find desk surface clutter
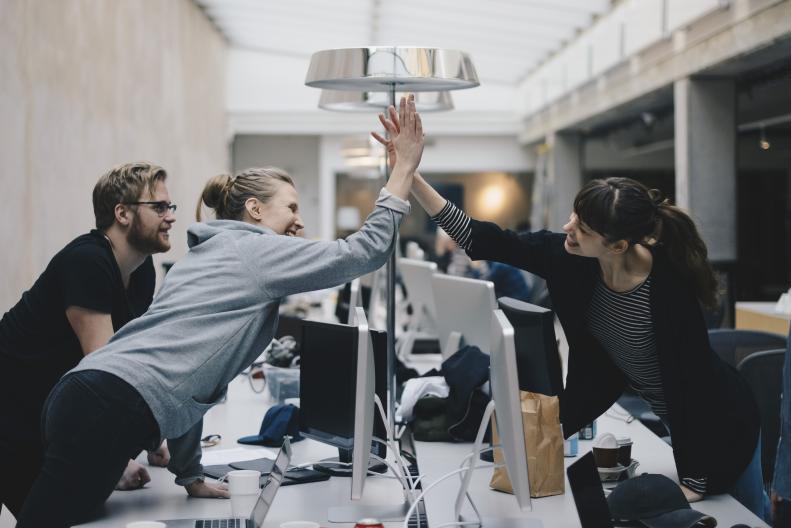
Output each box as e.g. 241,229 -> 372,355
76,376 -> 767,528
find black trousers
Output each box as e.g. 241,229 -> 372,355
777,498 -> 791,528
0,361 -> 52,519
16,370 -> 160,528
0,433 -> 43,520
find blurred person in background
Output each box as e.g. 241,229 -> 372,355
435,227 -> 531,302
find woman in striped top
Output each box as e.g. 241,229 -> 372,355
373,103 -> 765,519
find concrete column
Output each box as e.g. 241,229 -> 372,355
546,132 -> 583,231
674,78 -> 737,262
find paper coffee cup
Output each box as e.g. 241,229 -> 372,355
228,469 -> 261,518
616,436 -> 633,466
231,494 -> 260,518
227,469 -> 261,495
592,446 -> 619,468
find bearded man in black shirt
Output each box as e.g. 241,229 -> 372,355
0,162 -> 177,519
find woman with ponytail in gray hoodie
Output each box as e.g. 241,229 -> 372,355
15,96 -> 424,528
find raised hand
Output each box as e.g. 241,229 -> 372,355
371,106 -> 398,169
371,95 -> 423,173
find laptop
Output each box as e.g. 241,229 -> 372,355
159,437 -> 293,528
567,451 -> 614,528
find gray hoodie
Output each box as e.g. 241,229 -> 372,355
71,188 -> 409,485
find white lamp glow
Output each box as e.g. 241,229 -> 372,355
480,185 -> 506,215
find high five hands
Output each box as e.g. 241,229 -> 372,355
372,94 -> 424,173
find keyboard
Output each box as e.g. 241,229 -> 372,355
194,519 -> 244,528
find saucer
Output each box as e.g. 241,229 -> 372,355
597,458 -> 640,483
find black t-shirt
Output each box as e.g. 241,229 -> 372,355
0,230 -> 155,438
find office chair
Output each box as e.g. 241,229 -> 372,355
707,329 -> 787,368
737,348 -> 786,486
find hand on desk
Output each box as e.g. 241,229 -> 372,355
147,442 -> 170,467
115,459 -> 151,490
680,483 -> 703,503
186,480 -> 230,499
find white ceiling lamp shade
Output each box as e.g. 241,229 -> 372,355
305,47 -> 479,92
319,89 -> 454,112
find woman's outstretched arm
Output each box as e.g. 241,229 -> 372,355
241,96 -> 425,299
374,106 -> 557,277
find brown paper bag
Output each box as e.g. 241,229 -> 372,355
489,391 -> 564,498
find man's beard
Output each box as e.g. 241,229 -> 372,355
128,217 -> 169,254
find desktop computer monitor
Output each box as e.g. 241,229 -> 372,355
335,277 -> 372,325
498,297 -> 563,396
431,274 -> 497,358
349,307 -> 375,500
489,309 -> 533,511
298,308 -> 384,500
369,328 -> 388,459
398,258 -> 439,334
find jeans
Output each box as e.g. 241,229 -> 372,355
16,370 -> 160,528
729,431 -> 770,522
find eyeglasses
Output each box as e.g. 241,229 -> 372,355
124,201 -> 177,216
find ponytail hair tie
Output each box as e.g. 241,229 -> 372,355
648,188 -> 668,212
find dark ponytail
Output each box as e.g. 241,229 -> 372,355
653,200 -> 719,308
574,177 -> 719,309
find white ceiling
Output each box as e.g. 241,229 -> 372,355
195,0 -> 612,86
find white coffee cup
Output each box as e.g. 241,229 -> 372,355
126,522 -> 166,528
228,469 -> 261,518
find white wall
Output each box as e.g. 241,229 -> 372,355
0,0 -> 228,310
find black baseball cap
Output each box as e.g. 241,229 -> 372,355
607,474 -> 717,528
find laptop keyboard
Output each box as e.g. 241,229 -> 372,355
194,519 -> 244,528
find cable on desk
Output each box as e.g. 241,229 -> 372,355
370,452 -> 412,495
400,460 -> 504,528
374,394 -> 417,490
454,445 -> 500,524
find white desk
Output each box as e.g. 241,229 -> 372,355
77,377 -> 406,528
76,378 -> 767,528
415,408 -> 768,528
